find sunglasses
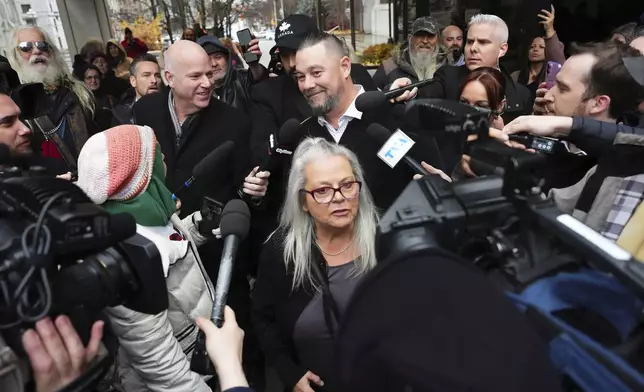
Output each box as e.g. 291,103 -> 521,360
17,41 -> 50,53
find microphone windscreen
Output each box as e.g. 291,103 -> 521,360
366,123 -> 393,145
355,91 -> 387,113
109,212 -> 137,241
193,140 -> 235,180
279,118 -> 303,146
220,199 -> 251,239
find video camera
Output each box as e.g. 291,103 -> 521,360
378,99 -> 644,296
0,166 -> 168,389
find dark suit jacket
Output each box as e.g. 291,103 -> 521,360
132,89 -> 251,218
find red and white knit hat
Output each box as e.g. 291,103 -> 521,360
76,125 -> 157,205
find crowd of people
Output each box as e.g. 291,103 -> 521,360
1,7 -> 644,392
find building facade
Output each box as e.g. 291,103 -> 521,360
1,0 -> 70,63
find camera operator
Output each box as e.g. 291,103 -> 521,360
73,124 -> 216,391
8,26 -> 101,174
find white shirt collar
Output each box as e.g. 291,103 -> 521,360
317,85 -> 365,127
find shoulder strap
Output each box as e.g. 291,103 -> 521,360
28,117 -> 77,171
383,58 -> 397,76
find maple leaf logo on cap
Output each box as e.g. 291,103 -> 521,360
279,22 -> 291,32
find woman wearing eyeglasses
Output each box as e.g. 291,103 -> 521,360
252,138 -> 378,392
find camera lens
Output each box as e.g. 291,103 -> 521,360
51,247 -> 139,311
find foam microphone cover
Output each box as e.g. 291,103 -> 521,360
366,123 -> 393,145
279,118 -> 304,147
355,91 -> 387,113
193,140 -> 235,180
219,199 -> 251,240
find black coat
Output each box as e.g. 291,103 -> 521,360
252,232 -> 340,391
249,64 -> 380,199
133,89 -> 251,218
133,90 -> 256,329
418,65 -> 533,170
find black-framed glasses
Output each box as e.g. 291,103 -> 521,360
300,181 -> 362,204
17,41 -> 50,53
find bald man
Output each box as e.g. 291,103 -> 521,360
442,25 -> 464,65
133,42 -> 268,360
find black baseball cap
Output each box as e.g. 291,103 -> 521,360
275,14 -> 319,51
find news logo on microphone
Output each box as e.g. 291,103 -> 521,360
376,130 -> 416,168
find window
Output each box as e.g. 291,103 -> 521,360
58,37 -> 62,48
21,4 -> 31,13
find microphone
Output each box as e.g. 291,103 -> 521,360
172,141 -> 235,201
384,78 -> 433,99
190,199 -> 251,375
366,123 -> 430,176
258,118 -> 301,173
355,79 -> 433,112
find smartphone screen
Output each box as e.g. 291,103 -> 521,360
545,61 -> 562,89
236,29 -> 259,63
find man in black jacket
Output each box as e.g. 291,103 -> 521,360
133,42 -> 268,366
248,14 -> 377,264
197,35 -> 267,112
418,14 -> 532,170
292,31 -> 442,211
112,54 -> 161,125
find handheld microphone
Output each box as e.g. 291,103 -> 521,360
384,78 -> 433,99
172,141 -> 235,201
366,123 -> 430,176
258,118 -> 301,173
190,199 -> 251,375
355,80 -> 432,112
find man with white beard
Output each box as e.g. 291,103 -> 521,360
373,17 -> 453,90
8,25 -> 99,174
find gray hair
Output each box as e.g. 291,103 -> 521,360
8,25 -> 95,116
469,14 -> 509,44
277,137 -> 379,291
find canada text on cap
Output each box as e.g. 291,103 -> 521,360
274,14 -> 319,51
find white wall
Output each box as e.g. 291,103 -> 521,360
14,0 -> 70,62
56,0 -> 113,57
0,2 -> 22,57
371,4 -> 393,39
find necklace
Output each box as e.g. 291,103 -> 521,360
316,236 -> 354,257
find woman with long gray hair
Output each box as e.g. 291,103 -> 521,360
252,138 -> 378,392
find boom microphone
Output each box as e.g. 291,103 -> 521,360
172,141 -> 235,201
190,199 -> 251,375
366,123 -> 430,176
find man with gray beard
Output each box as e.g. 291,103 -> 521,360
373,17 -> 453,90
8,25 -> 99,174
